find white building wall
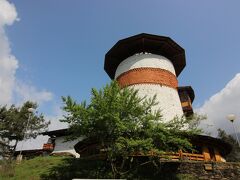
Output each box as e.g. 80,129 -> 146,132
129,84 -> 183,121
115,53 -> 176,78
52,137 -> 83,158
115,53 -> 183,122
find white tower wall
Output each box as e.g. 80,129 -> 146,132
115,53 -> 176,78
115,53 -> 183,121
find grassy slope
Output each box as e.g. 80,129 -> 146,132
0,156 -> 195,180
0,156 -> 115,180
0,156 -> 64,180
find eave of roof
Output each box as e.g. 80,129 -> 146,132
191,134 -> 232,156
41,128 -> 69,137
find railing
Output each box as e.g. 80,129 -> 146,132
77,144 -> 205,161
181,152 -> 204,161
43,143 -> 54,151
130,151 -> 205,161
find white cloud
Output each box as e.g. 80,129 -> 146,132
196,73 -> 240,136
0,0 -> 18,26
14,81 -> 53,105
0,0 -> 53,105
0,0 -> 18,105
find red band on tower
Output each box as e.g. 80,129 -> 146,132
116,67 -> 178,89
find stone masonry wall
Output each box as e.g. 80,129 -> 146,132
160,161 -> 240,179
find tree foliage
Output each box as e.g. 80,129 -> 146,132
0,101 -> 50,159
61,81 -> 203,176
217,129 -> 240,162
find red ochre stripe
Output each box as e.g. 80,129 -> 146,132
116,67 -> 178,89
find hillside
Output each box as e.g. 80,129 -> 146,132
0,156 -> 196,180
0,156 -> 65,180
1,156 -> 240,179
0,156 -> 121,180
0,156 -> 114,180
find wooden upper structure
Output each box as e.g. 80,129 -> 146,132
178,86 -> 195,116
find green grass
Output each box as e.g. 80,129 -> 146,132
0,156 -> 197,180
0,156 -> 65,180
0,156 -> 113,180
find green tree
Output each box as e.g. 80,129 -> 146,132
61,81 -> 203,177
0,101 -> 50,159
217,129 -> 240,162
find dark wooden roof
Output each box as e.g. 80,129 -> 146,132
191,135 -> 232,156
41,128 -> 69,137
178,86 -> 195,103
104,33 -> 186,79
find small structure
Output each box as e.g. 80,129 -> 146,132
42,129 -> 81,158
178,86 -> 194,116
190,135 -> 231,162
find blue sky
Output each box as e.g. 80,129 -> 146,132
1,0 -> 240,137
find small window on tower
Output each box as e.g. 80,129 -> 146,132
179,92 -> 189,102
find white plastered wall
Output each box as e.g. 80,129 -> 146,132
129,84 -> 183,121
115,53 -> 183,122
115,53 -> 176,78
52,136 -> 83,158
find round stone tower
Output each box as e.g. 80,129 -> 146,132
104,33 -> 186,121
